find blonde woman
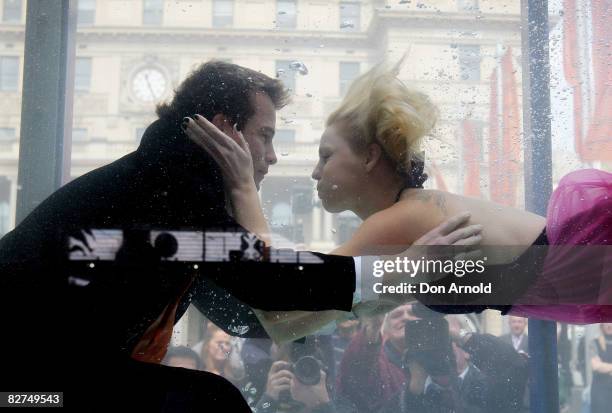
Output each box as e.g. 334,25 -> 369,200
184,59 -> 612,338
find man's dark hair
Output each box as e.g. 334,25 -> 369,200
164,346 -> 203,369
156,60 -> 290,129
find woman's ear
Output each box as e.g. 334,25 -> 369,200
365,143 -> 383,172
211,113 -> 234,135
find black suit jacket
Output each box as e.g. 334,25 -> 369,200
499,333 -> 529,354
456,364 -> 487,413
0,118 -> 355,385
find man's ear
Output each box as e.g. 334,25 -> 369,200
365,143 -> 383,172
211,113 -> 234,135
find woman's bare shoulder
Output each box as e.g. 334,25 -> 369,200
332,194 -> 447,256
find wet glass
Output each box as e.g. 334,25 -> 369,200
0,0 -> 24,237
2,0 -> 610,411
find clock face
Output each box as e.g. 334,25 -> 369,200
131,68 -> 167,103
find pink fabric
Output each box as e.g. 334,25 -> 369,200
511,169 -> 612,323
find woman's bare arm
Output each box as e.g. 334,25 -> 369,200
257,212 -> 482,343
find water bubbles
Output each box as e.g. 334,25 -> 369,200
262,402 -> 271,408
331,228 -> 337,234
276,68 -> 285,77
340,21 -> 355,29
281,151 -> 290,156
228,325 -> 250,335
289,61 -> 308,75
399,0 -> 410,4
332,184 -> 338,190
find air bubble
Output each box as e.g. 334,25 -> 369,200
289,61 -> 309,75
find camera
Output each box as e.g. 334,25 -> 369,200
403,316 -> 455,377
277,341 -> 326,405
291,355 -> 322,385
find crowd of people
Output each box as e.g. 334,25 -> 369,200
161,309 -> 612,413
161,308 -> 609,413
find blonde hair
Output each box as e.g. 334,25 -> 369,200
327,58 -> 438,178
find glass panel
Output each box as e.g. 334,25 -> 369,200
0,56 -> 19,91
457,44 -> 481,82
5,0 -> 612,410
77,0 -> 96,26
276,0 -> 296,29
213,0 -> 233,28
2,0 -> 22,23
339,61 -> 360,96
0,5 -> 22,233
75,57 -> 91,92
275,60 -> 296,93
339,2 -> 360,31
143,0 -> 163,26
457,0 -> 479,12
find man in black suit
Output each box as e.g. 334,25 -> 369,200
0,61 -> 480,411
500,316 -> 529,355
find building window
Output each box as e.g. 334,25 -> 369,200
136,127 -> 146,143
457,45 -> 480,81
339,62 -> 360,96
276,0 -> 296,29
339,2 -> 360,31
2,0 -> 21,23
271,202 -> 292,227
77,0 -> 96,26
457,0 -> 479,12
143,0 -> 163,26
0,128 -> 15,141
0,57 -> 19,91
275,129 -> 295,154
276,60 -> 296,93
72,128 -> 88,142
213,0 -> 233,28
75,58 -> 92,92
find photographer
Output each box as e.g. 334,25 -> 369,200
255,345 -> 356,413
378,310 -> 529,413
336,304 -> 416,413
448,315 -> 529,413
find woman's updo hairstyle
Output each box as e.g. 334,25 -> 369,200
326,58 -> 438,187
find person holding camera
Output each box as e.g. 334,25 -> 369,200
447,315 -> 529,413
376,309 -> 529,413
255,358 -> 356,413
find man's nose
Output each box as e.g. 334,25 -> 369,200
267,146 -> 277,165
